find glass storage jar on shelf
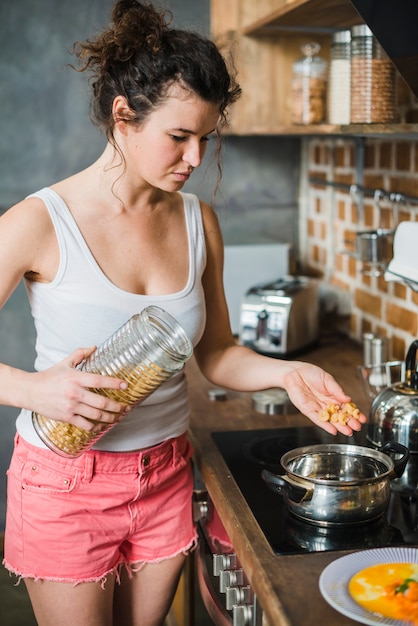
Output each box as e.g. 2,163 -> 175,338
328,30 -> 351,125
291,42 -> 328,125
32,306 -> 193,457
350,24 -> 397,124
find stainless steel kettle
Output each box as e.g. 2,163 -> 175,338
367,339 -> 418,493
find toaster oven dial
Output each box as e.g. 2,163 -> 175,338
256,309 -> 269,341
240,306 -> 285,349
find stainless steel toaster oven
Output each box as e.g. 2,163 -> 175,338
238,276 -> 319,356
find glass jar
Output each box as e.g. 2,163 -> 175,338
328,30 -> 351,125
350,24 -> 397,123
32,306 -> 193,457
291,42 -> 328,125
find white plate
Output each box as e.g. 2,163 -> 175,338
319,547 -> 418,625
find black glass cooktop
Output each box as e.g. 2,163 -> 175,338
212,427 -> 418,555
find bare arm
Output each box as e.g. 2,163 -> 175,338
0,199 -> 130,430
194,201 -> 366,436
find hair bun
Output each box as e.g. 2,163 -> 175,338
111,0 -> 170,59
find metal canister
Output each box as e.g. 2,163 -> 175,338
33,306 -> 193,457
371,336 -> 390,365
362,332 -> 389,366
362,332 -> 375,366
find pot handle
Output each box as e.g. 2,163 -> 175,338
378,441 -> 410,478
261,469 -> 313,503
405,339 -> 418,389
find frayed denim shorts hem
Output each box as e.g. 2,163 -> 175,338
4,432 -> 197,583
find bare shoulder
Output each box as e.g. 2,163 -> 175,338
1,196 -> 53,239
0,195 -> 56,278
198,199 -> 222,237
198,200 -> 224,273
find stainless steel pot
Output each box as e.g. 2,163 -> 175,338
368,339 -> 418,494
261,441 -> 409,526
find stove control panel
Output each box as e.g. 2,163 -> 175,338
193,470 -> 263,625
220,568 -> 244,593
213,553 -> 237,576
226,585 -> 251,611
232,605 -> 254,626
212,551 -> 254,625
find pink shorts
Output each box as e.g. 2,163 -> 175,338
3,433 -> 197,583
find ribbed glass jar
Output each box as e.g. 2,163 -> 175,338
350,24 -> 397,123
32,306 -> 193,457
291,42 -> 328,125
328,30 -> 351,125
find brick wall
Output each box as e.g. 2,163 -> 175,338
299,136 -> 418,360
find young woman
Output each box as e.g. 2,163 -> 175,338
0,1 -> 365,625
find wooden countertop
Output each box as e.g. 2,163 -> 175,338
187,331 -> 372,626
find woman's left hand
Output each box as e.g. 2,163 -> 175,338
282,361 -> 367,436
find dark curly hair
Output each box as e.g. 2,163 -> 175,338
73,0 -> 241,144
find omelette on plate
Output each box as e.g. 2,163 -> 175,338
349,562 -> 418,624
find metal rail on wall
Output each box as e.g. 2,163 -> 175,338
308,177 -> 418,209
308,137 -> 418,279
307,175 -> 418,278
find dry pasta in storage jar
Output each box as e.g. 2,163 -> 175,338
32,306 -> 193,457
350,24 -> 397,124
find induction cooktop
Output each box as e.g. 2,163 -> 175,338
212,427 -> 418,555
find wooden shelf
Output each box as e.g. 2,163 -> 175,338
336,123 -> 418,137
211,0 -> 417,137
230,123 -> 418,138
241,0 -> 363,36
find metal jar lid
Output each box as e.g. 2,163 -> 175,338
252,389 -> 294,415
351,24 -> 373,38
208,388 -> 227,401
332,30 -> 351,44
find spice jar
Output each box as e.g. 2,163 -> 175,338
328,30 -> 351,125
350,24 -> 397,123
291,42 -> 328,125
32,306 -> 193,457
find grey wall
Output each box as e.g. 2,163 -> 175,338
0,0 -> 211,207
0,0 -> 300,529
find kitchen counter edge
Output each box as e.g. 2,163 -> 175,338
187,334 -> 371,626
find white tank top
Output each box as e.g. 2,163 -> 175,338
16,187 -> 207,451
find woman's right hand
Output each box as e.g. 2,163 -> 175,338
25,347 -> 131,431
